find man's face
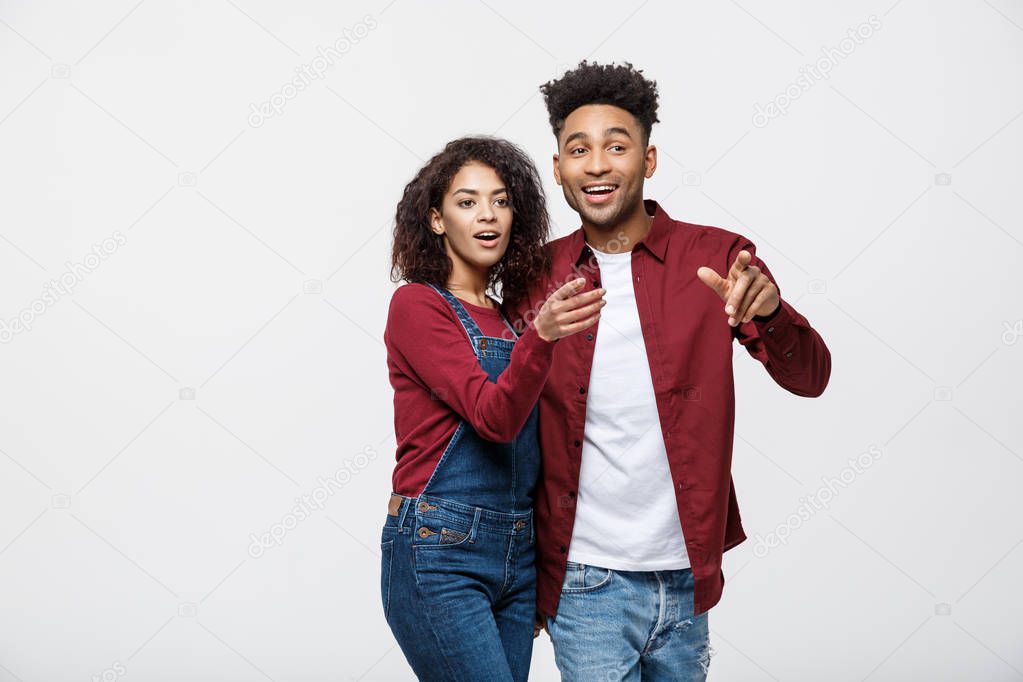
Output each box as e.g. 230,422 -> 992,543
553,104 -> 656,228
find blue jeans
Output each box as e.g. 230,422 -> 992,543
545,561 -> 713,681
382,495 -> 536,681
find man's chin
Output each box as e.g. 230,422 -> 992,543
577,202 -> 623,228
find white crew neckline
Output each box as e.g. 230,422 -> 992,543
586,241 -> 632,260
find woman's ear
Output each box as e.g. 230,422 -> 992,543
429,207 -> 444,235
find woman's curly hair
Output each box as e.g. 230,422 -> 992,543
540,60 -> 660,144
390,136 -> 551,312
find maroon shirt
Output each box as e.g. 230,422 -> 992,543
384,283 -> 556,496
503,200 -> 832,618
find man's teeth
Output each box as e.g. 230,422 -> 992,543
584,185 -> 617,194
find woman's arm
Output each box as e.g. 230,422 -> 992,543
385,284 -> 556,443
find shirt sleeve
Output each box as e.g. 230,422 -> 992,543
728,238 -> 832,397
385,284 -> 556,443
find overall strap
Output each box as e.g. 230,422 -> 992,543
426,283 -> 484,345
498,308 -> 520,339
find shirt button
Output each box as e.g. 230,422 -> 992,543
586,333 -> 593,341
767,326 -> 775,333
785,351 -> 793,358
568,491 -> 576,498
573,439 -> 581,447
559,546 -> 567,554
578,386 -> 586,394
592,280 -> 600,287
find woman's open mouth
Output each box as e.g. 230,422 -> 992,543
581,184 -> 619,205
473,231 -> 502,248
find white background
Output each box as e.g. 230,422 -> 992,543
1,1 -> 1021,680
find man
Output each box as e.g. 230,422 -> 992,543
503,61 -> 831,680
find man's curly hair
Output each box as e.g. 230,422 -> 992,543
390,136 -> 551,312
540,60 -> 660,144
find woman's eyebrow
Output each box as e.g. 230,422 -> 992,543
452,187 -> 507,195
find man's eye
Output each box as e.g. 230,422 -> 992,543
609,145 -> 625,152
570,147 -> 586,155
458,199 -> 475,208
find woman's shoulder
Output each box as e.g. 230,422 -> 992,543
388,282 -> 453,320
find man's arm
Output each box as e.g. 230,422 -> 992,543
697,237 -> 831,397
728,239 -> 831,397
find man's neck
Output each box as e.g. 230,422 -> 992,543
581,200 -> 652,253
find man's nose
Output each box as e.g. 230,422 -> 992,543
584,149 -> 611,175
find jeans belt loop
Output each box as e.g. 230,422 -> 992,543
396,496 -> 412,533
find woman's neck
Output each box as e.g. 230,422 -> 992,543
446,262 -> 493,308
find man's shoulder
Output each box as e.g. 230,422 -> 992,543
544,229 -> 581,258
661,211 -> 746,250
651,209 -> 755,263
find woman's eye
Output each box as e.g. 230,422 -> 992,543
458,199 -> 475,208
495,198 -> 509,207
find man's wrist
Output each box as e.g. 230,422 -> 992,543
752,299 -> 782,322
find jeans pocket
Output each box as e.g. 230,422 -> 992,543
412,506 -> 478,550
380,539 -> 394,620
561,562 -> 613,594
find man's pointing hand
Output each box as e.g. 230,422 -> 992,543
697,250 -> 780,326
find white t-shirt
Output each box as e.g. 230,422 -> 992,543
566,243 -> 690,571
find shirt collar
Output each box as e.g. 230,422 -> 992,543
572,199 -> 671,266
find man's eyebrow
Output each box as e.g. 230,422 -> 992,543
563,131 -> 588,146
562,127 -> 633,147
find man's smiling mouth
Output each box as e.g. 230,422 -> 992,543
581,183 -> 619,204
582,184 -> 618,195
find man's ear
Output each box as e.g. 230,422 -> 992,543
429,207 -> 444,235
552,154 -> 562,186
644,145 -> 657,179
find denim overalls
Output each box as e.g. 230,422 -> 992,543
381,284 -> 541,682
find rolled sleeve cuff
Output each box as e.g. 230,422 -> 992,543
752,298 -> 798,349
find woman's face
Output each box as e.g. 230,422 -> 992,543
430,162 -> 513,274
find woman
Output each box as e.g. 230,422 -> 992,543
381,136 -> 605,681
